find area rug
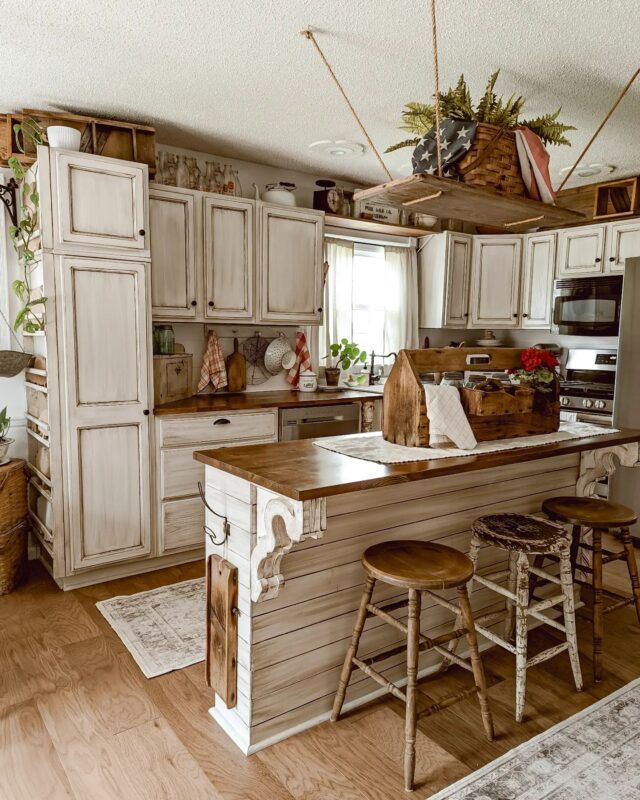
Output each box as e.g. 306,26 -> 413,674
314,422 -> 618,464
96,577 -> 205,678
429,677 -> 640,800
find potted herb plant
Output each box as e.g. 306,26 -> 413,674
324,339 -> 367,387
0,407 -> 13,465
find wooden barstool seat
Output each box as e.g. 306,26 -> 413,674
538,495 -> 640,682
451,513 -> 583,723
332,539 -> 494,793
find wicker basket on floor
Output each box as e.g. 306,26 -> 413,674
457,122 -> 526,197
0,459 -> 28,594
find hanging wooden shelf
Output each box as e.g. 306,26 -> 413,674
353,174 -> 585,231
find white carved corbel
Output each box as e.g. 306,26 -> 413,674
576,442 -> 640,497
251,488 -> 326,602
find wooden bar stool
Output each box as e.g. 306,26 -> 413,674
331,540 -> 494,793
539,496 -> 640,682
465,514 -> 583,723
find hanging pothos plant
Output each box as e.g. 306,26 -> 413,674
6,118 -> 48,333
386,70 -> 575,153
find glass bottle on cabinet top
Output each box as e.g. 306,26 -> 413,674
153,324 -> 175,355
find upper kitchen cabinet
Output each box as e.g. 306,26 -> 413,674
605,219 -> 640,272
520,232 -> 556,329
203,195 -> 254,320
469,236 -> 522,328
556,224 -> 605,277
149,185 -> 197,318
258,205 -> 324,324
47,149 -> 149,258
418,232 -> 472,328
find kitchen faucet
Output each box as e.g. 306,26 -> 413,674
368,351 -> 397,385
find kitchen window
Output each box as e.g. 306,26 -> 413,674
319,237 -> 419,366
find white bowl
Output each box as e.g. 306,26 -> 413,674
47,125 -> 81,151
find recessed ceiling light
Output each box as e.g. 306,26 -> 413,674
558,163 -> 616,179
308,139 -> 366,158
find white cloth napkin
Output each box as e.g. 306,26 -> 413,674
423,384 -> 477,450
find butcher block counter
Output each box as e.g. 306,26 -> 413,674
195,428 -> 640,755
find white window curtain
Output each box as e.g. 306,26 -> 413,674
321,238 -> 419,363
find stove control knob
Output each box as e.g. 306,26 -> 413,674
583,399 -> 594,409
560,396 -> 570,406
594,400 -> 606,410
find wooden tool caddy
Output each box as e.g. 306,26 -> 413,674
383,348 -> 560,448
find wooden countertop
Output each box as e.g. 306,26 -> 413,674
194,429 -> 640,501
154,389 -> 382,416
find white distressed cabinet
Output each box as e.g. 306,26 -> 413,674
203,195 -> 254,320
556,224 -> 605,276
149,186 -> 197,317
56,255 -> 153,571
520,232 -> 556,329
469,236 -> 522,328
258,205 -> 325,324
418,232 -> 472,328
47,149 -> 149,258
605,219 -> 640,272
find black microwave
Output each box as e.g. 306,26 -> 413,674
552,275 -> 623,336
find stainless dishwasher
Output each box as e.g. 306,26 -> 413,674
279,403 -> 360,441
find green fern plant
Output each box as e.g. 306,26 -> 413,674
386,70 -> 575,153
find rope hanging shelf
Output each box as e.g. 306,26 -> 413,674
301,4 -> 638,231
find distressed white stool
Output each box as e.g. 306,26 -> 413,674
467,513 -> 583,722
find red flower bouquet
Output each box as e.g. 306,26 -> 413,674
510,347 -> 559,392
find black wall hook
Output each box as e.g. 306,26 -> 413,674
0,178 -> 18,228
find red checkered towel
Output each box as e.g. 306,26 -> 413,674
198,331 -> 228,392
287,331 -> 312,387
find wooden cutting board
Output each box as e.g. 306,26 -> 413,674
226,337 -> 246,392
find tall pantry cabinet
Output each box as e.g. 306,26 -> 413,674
35,146 -> 157,586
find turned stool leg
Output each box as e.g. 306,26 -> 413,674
404,588 -> 421,793
569,524 -> 581,577
559,548 -> 583,692
514,552 -> 530,723
592,528 -> 604,683
332,575 -> 376,722
505,551 -> 518,641
621,527 -> 640,624
439,535 -> 482,672
457,585 -> 494,741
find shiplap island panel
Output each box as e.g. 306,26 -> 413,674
194,430 -> 640,754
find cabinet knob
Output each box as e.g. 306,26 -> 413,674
595,257 -> 601,263
513,313 -> 518,318
143,409 -> 150,416
522,313 -> 528,317
464,313 -> 469,317
317,307 -> 323,312
208,301 -> 215,308
139,229 -> 145,236
609,256 -> 615,262
191,300 -> 197,306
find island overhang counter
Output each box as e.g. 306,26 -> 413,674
194,429 -> 640,754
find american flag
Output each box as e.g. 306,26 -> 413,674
412,120 -> 478,178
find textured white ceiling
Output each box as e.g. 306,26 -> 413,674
2,0 -> 638,188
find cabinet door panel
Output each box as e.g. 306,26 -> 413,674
150,187 -> 197,317
52,151 -> 148,255
444,234 -> 472,327
470,238 -> 521,328
557,226 -> 604,276
260,205 -> 324,323
203,196 -> 253,319
521,233 -> 555,329
57,256 -> 152,571
606,220 -> 640,272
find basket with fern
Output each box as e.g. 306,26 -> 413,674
387,71 -> 575,198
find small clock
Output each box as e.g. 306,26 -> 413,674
313,179 -> 340,213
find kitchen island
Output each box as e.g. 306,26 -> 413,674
194,428 -> 640,754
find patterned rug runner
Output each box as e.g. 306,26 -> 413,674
96,577 -> 205,678
430,677 -> 640,799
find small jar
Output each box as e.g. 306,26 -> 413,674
298,370 -> 318,392
154,324 -> 175,355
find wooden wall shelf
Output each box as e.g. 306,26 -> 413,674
353,174 -> 585,231
325,214 -> 436,238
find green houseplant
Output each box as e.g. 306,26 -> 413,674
324,339 -> 367,386
386,70 -> 575,153
0,407 -> 13,465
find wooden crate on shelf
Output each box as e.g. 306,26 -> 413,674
383,348 -> 560,447
0,109 -> 156,173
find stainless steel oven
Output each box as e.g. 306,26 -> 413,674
552,275 -> 623,336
